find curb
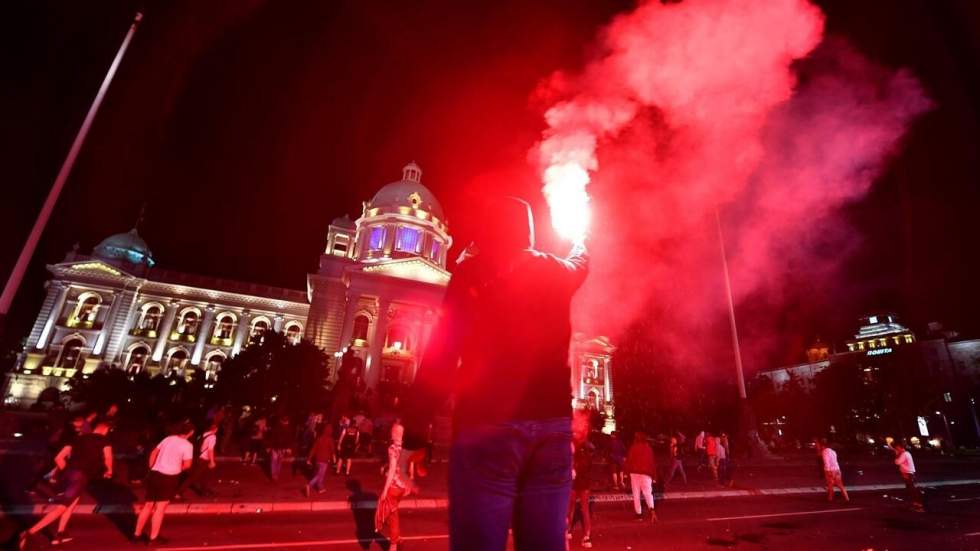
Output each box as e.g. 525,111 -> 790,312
4,479 -> 978,517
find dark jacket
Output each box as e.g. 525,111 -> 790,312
405,246 -> 588,429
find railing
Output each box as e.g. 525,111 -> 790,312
130,327 -> 158,338
210,336 -> 233,347
169,332 -> 197,343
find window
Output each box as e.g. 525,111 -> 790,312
177,309 -> 200,335
285,323 -> 303,344
127,345 -> 150,374
352,315 -> 370,342
58,338 -> 85,369
167,350 -> 188,375
205,354 -> 224,381
395,227 -> 422,254
214,314 -> 236,340
368,227 -> 387,251
250,318 -> 270,343
71,293 -> 101,327
140,304 -> 163,331
386,325 -> 410,351
430,239 -> 442,261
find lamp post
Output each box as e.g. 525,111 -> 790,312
0,11 -> 143,333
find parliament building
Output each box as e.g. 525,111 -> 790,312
3,163 -> 615,427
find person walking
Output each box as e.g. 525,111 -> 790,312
666,436 -> 688,485
567,420 -> 595,548
816,439 -> 849,502
609,431 -> 627,491
243,414 -> 267,466
177,422 -> 217,498
336,421 -> 360,476
268,415 -> 293,483
625,431 -> 658,522
19,421 -> 113,549
376,422 -> 414,551
304,424 -> 335,496
717,433 -> 730,487
133,422 -> 194,544
403,196 -> 588,551
892,441 -> 924,512
694,430 -> 707,473
706,432 -> 719,481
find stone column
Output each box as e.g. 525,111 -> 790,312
604,357 -> 613,403
35,281 -> 70,350
366,298 -> 390,388
191,304 -> 216,366
151,300 -> 180,363
231,310 -> 251,357
273,314 -> 284,333
337,293 -> 361,351
92,291 -> 120,356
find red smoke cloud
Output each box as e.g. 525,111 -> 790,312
534,0 -> 931,371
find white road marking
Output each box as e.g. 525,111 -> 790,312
965,531 -> 980,537
707,507 -> 862,522
159,534 -> 450,550
950,497 -> 980,502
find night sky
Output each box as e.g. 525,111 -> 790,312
1,0 -> 978,370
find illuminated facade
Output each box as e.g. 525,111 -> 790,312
4,162 -> 615,415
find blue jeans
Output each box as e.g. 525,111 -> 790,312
309,462 -> 328,491
449,418 -> 572,551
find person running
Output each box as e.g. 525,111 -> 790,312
666,436 -> 688,485
133,422 -> 194,544
609,431 -> 627,491
304,424 -> 335,496
19,421 -> 113,549
376,422 -> 414,551
402,196 -> 588,551
892,441 -> 924,512
177,422 -> 218,498
816,439 -> 849,502
567,420 -> 595,548
625,431 -> 658,522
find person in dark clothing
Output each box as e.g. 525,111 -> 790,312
403,196 -> 588,551
568,414 -> 595,548
19,421 -> 113,548
268,416 -> 293,482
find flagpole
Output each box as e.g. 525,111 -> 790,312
0,11 -> 143,329
715,207 -> 747,399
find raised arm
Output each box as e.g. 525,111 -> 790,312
102,445 -> 113,478
54,445 -> 72,471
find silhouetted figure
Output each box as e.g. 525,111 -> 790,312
404,196 -> 588,551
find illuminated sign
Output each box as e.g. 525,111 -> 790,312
866,347 -> 893,356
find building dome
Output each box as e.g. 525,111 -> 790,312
368,162 -> 445,220
93,228 -> 155,268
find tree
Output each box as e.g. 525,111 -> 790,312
213,330 -> 330,417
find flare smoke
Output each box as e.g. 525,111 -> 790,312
534,0 -> 931,369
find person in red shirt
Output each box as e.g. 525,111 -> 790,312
625,431 -> 658,522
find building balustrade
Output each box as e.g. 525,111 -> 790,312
170,331 -> 197,343
130,327 -> 159,338
210,336 -> 233,347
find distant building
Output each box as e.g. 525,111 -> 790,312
3,163 -> 615,428
755,313 -> 980,447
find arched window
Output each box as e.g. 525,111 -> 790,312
285,322 -> 303,345
126,345 -> 150,374
352,315 -> 370,343
176,308 -> 200,336
213,313 -> 237,341
58,338 -> 85,369
588,389 -> 601,410
71,293 -> 102,327
166,349 -> 188,375
139,303 -> 164,332
250,317 -> 270,343
204,352 -> 225,381
429,239 -> 442,262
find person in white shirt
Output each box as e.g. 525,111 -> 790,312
133,422 -> 194,544
816,439 -> 849,502
892,442 -> 923,511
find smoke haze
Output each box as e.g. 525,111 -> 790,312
534,0 -> 932,373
